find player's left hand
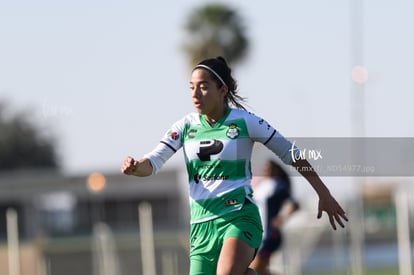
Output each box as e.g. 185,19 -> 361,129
317,194 -> 348,230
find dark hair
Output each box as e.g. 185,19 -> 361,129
194,56 -> 246,110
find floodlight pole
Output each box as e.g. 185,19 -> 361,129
350,0 -> 366,274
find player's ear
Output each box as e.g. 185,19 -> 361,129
220,85 -> 228,97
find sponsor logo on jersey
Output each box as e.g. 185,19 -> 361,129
167,130 -> 179,141
226,124 -> 240,139
197,139 -> 223,161
193,173 -> 229,184
186,129 -> 197,139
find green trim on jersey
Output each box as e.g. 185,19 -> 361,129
199,108 -> 232,129
183,118 -> 249,142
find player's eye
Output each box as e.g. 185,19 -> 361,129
200,85 -> 208,91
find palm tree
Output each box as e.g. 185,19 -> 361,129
183,3 -> 249,67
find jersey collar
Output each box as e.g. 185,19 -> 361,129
200,107 -> 232,128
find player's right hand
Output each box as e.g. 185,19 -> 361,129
121,156 -> 138,175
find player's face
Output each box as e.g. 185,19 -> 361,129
190,68 -> 228,121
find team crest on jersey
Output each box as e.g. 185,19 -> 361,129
226,124 -> 239,139
167,130 -> 179,141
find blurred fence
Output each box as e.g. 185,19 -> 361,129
1,169 -> 413,275
269,180 -> 414,275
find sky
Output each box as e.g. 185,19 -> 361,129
1,0 -> 413,199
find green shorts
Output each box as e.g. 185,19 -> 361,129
189,202 -> 263,275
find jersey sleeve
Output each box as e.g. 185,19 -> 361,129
246,112 -> 298,165
143,117 -> 186,175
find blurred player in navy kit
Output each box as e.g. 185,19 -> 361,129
250,160 -> 300,275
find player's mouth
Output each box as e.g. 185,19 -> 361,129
193,101 -> 202,108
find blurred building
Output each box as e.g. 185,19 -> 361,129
0,169 -> 190,275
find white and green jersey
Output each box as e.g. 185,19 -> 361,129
144,108 -> 296,224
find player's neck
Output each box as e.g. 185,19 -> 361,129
204,106 -> 228,125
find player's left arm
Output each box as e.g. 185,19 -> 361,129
245,112 -> 348,229
292,158 -> 348,230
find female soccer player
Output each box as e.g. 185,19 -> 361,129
121,56 -> 348,275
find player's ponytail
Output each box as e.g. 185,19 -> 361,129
193,56 -> 247,110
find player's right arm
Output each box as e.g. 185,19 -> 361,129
121,156 -> 153,177
121,115 -> 188,177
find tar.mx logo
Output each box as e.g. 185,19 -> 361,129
289,140 -> 323,163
